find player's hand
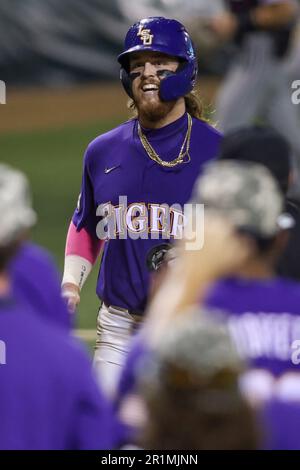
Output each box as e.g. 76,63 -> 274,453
61,283 -> 81,314
209,12 -> 238,41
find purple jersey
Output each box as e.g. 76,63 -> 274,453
0,296 -> 120,450
261,399 -> 300,450
9,242 -> 70,330
205,277 -> 300,376
73,113 -> 221,313
205,275 -> 300,450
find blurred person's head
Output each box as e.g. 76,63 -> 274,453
117,17 -> 204,126
218,126 -> 292,195
0,164 -> 36,273
194,160 -> 294,277
140,311 -> 259,449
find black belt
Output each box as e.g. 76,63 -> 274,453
104,303 -> 143,324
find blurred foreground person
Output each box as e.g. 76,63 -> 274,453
197,161 -> 300,377
183,161 -> 300,449
0,163 -> 70,330
0,165 -> 118,450
198,161 -> 300,449
140,314 -> 259,450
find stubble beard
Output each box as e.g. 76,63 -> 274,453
134,93 -> 176,124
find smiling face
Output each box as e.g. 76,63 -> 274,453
129,51 -> 181,125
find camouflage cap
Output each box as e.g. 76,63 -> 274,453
194,160 -> 291,238
141,310 -> 242,391
0,164 -> 37,247
155,311 -> 241,379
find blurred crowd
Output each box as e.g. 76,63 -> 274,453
1,0 -> 299,84
0,0 -> 219,85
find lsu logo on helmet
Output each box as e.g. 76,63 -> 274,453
137,25 -> 154,45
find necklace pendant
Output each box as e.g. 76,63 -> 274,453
182,152 -> 191,164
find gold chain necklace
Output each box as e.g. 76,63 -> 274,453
138,114 -> 192,168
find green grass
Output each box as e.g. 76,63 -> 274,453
0,119 -> 122,329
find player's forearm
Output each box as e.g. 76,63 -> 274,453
253,2 -> 298,29
62,222 -> 103,313
62,254 -> 93,290
62,221 -> 103,290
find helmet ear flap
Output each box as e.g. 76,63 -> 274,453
120,68 -> 134,99
159,60 -> 197,101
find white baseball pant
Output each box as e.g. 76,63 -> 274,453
93,303 -> 142,398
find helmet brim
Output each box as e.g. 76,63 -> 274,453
117,45 -> 187,69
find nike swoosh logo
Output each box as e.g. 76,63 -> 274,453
104,165 -> 120,174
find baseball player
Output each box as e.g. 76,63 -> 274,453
61,16 -> 222,396
197,161 -> 300,377
199,161 -> 300,449
0,165 -> 119,450
209,1 -> 300,193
